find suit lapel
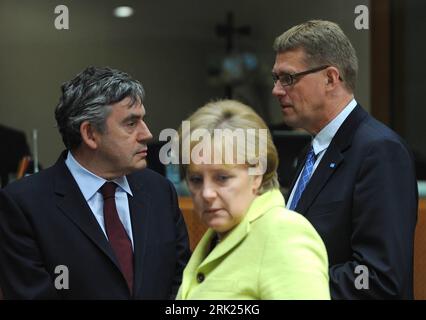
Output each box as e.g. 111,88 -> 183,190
180,222 -> 248,299
199,219 -> 249,270
53,155 -> 120,269
179,229 -> 214,299
295,147 -> 344,214
126,174 -> 152,295
295,105 -> 368,214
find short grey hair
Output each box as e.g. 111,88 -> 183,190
55,66 -> 145,149
273,20 -> 358,92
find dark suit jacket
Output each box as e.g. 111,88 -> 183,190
0,152 -> 190,299
288,105 -> 418,299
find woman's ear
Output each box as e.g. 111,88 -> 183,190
80,121 -> 99,150
252,174 -> 263,194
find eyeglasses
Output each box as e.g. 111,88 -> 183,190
272,65 -> 330,87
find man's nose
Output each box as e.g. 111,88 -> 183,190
272,81 -> 287,97
137,121 -> 153,141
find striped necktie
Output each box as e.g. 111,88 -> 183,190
289,146 -> 317,211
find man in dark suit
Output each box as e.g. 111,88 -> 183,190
0,124 -> 31,187
272,20 -> 418,299
0,66 -> 190,299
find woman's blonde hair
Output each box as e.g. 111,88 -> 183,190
178,99 -> 279,194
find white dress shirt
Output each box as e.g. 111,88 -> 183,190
65,151 -> 134,249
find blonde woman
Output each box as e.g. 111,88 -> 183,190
176,100 -> 330,299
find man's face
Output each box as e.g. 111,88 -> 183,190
272,48 -> 328,134
95,97 -> 152,178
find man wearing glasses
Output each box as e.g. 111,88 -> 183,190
272,20 -> 417,299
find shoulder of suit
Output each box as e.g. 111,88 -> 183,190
127,168 -> 174,192
1,164 -> 57,199
129,167 -> 168,182
250,207 -> 324,252
254,206 -> 317,234
358,114 -> 402,141
354,117 -> 411,154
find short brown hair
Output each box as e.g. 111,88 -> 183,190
274,20 -> 358,92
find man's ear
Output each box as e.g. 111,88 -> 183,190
325,67 -> 341,89
80,121 -> 100,150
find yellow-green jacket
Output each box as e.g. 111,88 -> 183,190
177,189 -> 330,300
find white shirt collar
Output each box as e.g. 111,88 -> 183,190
312,98 -> 357,155
65,151 -> 133,201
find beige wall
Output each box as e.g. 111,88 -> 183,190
0,0 -> 370,167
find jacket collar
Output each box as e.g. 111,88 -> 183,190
53,151 -> 120,268
293,104 -> 368,214
180,189 -> 285,298
53,151 -> 152,296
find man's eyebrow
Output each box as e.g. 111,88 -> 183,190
122,114 -> 143,123
272,70 -> 292,76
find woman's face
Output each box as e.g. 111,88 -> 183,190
186,163 -> 262,237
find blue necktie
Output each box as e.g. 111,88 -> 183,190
289,146 -> 316,211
